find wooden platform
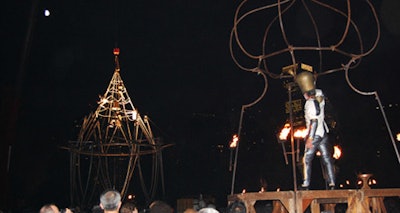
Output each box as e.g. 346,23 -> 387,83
227,188 -> 400,213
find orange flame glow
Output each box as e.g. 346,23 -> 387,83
294,128 -> 308,139
278,124 -> 291,140
279,124 -> 308,140
333,145 -> 342,159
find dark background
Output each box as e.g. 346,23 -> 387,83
1,0 -> 400,212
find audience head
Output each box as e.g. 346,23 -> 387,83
198,208 -> 219,213
92,205 -> 104,213
120,202 -> 138,213
100,189 -> 122,212
183,208 -> 197,213
227,201 -> 246,213
39,204 -> 60,213
149,200 -> 173,213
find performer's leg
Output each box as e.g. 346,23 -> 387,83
302,141 -> 318,188
320,136 -> 335,189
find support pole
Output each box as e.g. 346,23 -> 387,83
231,69 -> 268,195
286,82 -> 298,192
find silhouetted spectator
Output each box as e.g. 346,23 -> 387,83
92,205 -> 104,213
183,208 -> 197,213
39,204 -> 73,213
149,201 -> 173,213
120,202 -> 138,213
100,190 -> 122,213
227,201 -> 246,213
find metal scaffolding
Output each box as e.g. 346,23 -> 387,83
66,48 -> 168,209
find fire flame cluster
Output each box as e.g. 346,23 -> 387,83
278,123 -> 308,140
279,123 -> 342,159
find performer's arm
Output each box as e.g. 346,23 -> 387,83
305,119 -> 318,149
308,119 -> 318,140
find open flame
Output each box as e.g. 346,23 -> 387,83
278,123 -> 291,140
333,145 -> 342,159
294,128 -> 308,139
278,124 -> 308,140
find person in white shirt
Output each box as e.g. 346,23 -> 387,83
301,88 -> 335,190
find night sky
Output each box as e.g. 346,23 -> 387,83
1,0 -> 400,212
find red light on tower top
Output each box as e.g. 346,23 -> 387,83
113,48 -> 120,56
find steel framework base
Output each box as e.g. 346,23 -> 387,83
228,188 -> 400,213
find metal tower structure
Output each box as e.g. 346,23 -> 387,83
67,48 -> 167,209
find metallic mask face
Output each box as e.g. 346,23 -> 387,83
295,71 -> 315,95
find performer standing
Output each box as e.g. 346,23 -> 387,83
300,88 -> 335,190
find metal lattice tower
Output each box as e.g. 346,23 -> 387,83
67,48 -> 166,209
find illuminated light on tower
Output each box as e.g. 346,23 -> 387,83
229,134 -> 239,149
113,47 -> 120,55
229,134 -> 239,171
131,110 -> 138,120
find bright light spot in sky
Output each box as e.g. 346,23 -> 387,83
44,9 -> 50,17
